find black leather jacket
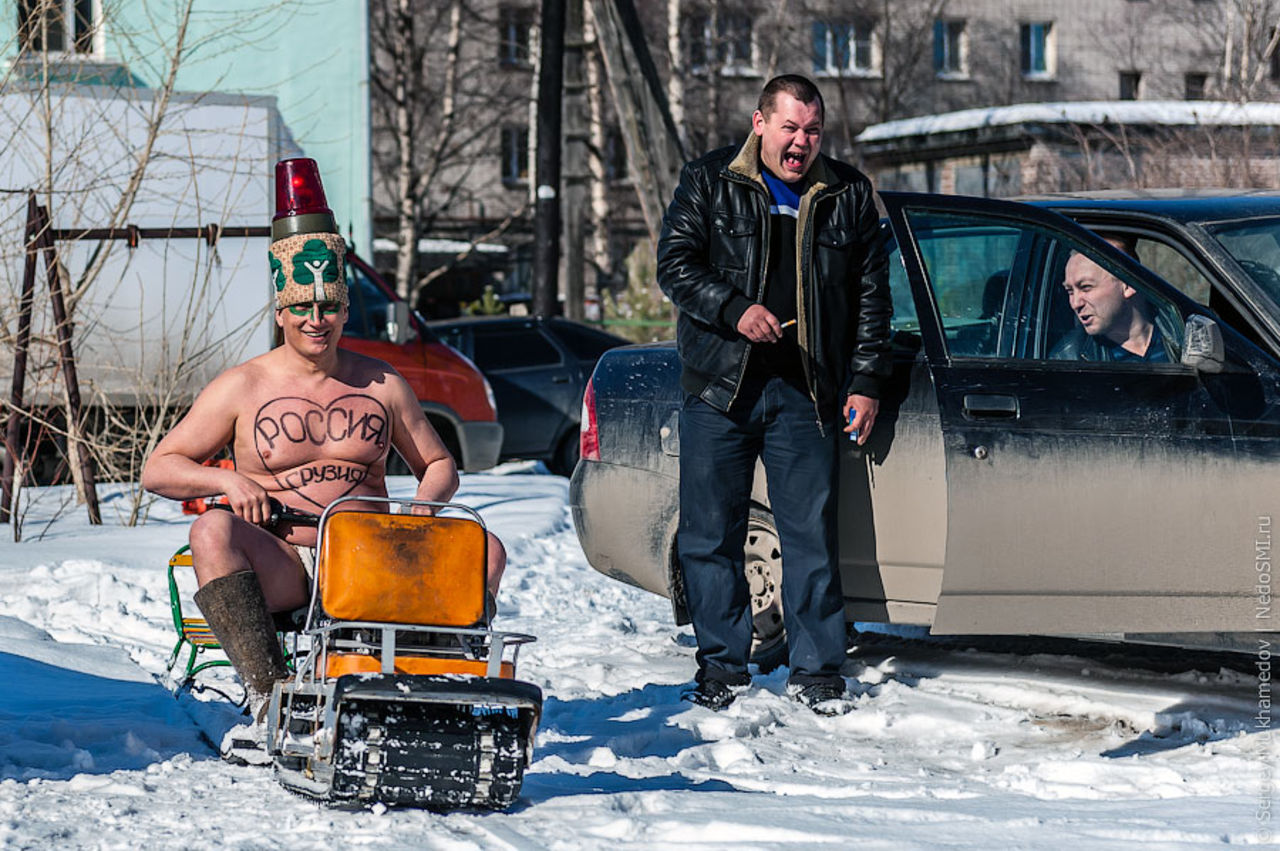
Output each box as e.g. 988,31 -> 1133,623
656,135 -> 891,417
1049,315 -> 1180,362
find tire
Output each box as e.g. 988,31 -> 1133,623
426,416 -> 464,469
385,451 -> 411,476
745,506 -> 787,672
548,428 -> 580,477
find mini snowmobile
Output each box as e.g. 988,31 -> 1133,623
265,495 -> 541,810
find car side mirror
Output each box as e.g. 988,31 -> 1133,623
386,301 -> 410,345
1180,314 -> 1224,373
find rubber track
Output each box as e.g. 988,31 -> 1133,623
320,698 -> 529,809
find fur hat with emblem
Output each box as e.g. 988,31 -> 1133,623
269,158 -> 348,309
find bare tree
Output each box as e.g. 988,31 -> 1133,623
583,1 -> 614,286
0,0 -> 286,531
369,0 -> 533,306
1183,0 -> 1280,101
665,0 -> 688,149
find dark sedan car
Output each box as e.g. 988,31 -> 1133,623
430,316 -> 628,475
571,191 -> 1280,661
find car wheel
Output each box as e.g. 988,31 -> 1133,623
426,416 -> 464,469
385,452 -> 411,476
549,428 -> 580,477
745,506 -> 787,672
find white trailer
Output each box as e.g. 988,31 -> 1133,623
0,85 -> 295,408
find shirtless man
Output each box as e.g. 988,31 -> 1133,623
142,161 -> 503,762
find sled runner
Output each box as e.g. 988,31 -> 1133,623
265,495 -> 541,810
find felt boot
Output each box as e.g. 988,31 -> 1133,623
193,571 -> 288,765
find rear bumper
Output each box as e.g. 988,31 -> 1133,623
456,421 -> 504,471
569,459 -> 677,598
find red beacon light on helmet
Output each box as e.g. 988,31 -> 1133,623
272,157 -> 337,239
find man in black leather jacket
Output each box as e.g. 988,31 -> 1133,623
656,75 -> 891,715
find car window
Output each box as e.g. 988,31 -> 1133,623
471,326 -> 562,370
899,212 -> 1025,357
433,325 -> 465,353
551,321 -> 621,360
1130,237 -> 1212,305
345,260 -> 393,342
1207,217 -> 1280,302
887,238 -> 921,334
1026,239 -> 1184,365
903,208 -> 1184,364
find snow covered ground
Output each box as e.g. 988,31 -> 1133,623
0,467 -> 1273,849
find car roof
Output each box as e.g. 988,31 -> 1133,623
426,314 -> 629,341
427,314 -> 543,326
1012,189 -> 1280,225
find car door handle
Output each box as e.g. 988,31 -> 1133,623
551,375 -> 571,384
962,393 -> 1019,418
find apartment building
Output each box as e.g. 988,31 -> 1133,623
376,0 -> 1280,308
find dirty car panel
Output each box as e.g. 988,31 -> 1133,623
570,192 -> 1280,652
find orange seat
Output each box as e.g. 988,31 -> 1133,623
317,510 -> 487,627
324,653 -> 514,679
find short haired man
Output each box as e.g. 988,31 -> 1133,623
656,75 -> 892,715
1052,236 -> 1173,362
142,160 -> 504,763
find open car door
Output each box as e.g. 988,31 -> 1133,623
880,191 -> 1279,639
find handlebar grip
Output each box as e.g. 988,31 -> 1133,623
206,497 -> 320,530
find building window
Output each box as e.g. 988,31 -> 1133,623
718,13 -> 753,69
1119,70 -> 1142,100
1019,22 -> 1054,78
684,15 -> 708,69
1184,72 -> 1207,100
812,20 -> 877,76
685,12 -> 754,72
18,0 -> 97,54
500,125 -> 529,185
498,6 -> 534,67
933,19 -> 966,77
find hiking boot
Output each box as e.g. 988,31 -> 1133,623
787,680 -> 854,716
681,678 -> 741,711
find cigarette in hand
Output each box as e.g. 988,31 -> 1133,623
779,319 -> 796,329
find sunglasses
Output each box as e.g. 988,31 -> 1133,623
285,301 -> 342,318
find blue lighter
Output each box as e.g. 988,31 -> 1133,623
848,408 -> 859,443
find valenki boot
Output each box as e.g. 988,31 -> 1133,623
193,570 -> 289,765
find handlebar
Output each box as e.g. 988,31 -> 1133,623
208,497 -> 320,531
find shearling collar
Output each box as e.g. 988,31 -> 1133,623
725,132 -> 838,195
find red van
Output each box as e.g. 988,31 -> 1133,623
340,250 -> 502,472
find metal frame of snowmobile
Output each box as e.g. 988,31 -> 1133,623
266,495 -> 542,810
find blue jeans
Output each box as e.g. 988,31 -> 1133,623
677,376 -> 847,687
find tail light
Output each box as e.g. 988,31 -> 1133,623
580,377 -> 600,461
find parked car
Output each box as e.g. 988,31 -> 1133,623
340,251 -> 502,472
429,316 -> 629,475
571,190 -> 1280,661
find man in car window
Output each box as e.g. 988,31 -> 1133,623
656,75 -> 891,716
1052,237 -> 1176,362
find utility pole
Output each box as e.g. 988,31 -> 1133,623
563,0 -> 588,321
533,0 -> 566,317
